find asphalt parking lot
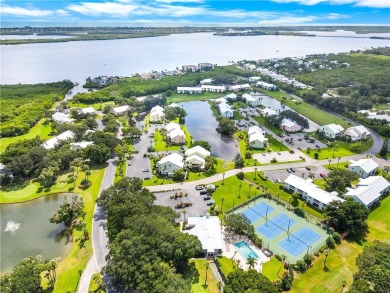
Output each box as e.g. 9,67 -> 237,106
264,166 -> 329,183
154,187 -> 212,217
283,133 -> 327,150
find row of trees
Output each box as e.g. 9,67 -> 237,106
97,178 -> 203,292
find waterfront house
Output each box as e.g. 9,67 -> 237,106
345,176 -> 390,208
366,114 -> 390,124
157,153 -> 184,177
185,145 -> 210,159
112,105 -> 130,116
182,65 -> 200,72
318,124 -> 344,139
344,125 -> 371,142
284,174 -> 343,210
185,216 -> 223,258
228,84 -> 251,92
140,73 -> 152,79
177,87 -> 202,94
185,155 -> 206,169
248,126 -> 268,149
218,103 -> 234,118
165,122 -> 185,144
348,159 -> 379,178
280,119 -> 302,133
214,97 -> 227,105
198,63 -> 215,70
52,112 -> 74,124
223,93 -> 237,101
255,81 -> 278,91
42,130 -> 75,150
150,105 -> 165,122
243,93 -> 261,107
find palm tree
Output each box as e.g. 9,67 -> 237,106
204,263 -> 210,285
81,164 -> 90,181
222,172 -> 226,184
254,167 -> 258,180
246,256 -> 257,269
337,157 -> 341,168
221,197 -> 225,214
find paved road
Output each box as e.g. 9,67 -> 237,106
126,128 -> 152,179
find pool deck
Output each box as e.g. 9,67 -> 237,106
222,227 -> 270,272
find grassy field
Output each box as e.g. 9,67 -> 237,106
0,119 -> 53,153
257,89 -> 350,129
304,139 -> 372,160
262,257 -> 284,282
215,256 -> 238,279
291,240 -> 363,293
88,273 -> 106,293
183,259 -> 219,293
367,195 -> 390,243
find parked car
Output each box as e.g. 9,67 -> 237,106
195,185 -> 204,190
290,168 -> 295,173
275,178 -> 281,183
262,152 -> 266,156
320,173 -> 327,178
144,175 -> 151,180
200,190 -> 208,195
305,167 -> 311,171
286,168 -> 292,173
143,168 -> 150,172
277,152 -> 281,155
203,196 -> 211,201
207,200 -> 215,206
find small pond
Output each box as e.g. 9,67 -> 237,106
0,193 -> 73,273
181,101 -> 238,160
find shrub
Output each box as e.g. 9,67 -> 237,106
236,172 -> 245,180
294,260 -> 307,273
314,152 -> 319,159
275,254 -> 282,261
294,208 -> 305,218
270,158 -> 278,163
332,232 -> 341,244
326,236 -> 335,248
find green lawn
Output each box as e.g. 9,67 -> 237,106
367,195 -> 390,243
114,161 -> 127,183
167,92 -> 221,103
256,89 -> 350,129
266,134 -> 290,152
216,256 -> 238,279
233,111 -> 245,120
262,257 -> 284,282
291,240 -> 363,293
153,124 -> 191,152
0,119 -> 53,153
182,259 -> 219,293
88,273 -> 106,293
304,139 -> 372,160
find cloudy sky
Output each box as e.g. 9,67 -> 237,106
1,0 -> 390,26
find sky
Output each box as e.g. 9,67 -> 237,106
1,0 -> 390,26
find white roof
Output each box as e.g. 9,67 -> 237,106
249,132 -> 267,143
167,103 -> 180,108
70,141 -> 94,149
284,174 -> 344,205
177,87 -> 202,91
243,93 -> 257,102
186,154 -> 206,164
165,122 -> 181,133
42,130 -> 75,149
224,93 -> 237,100
215,97 -> 227,104
113,105 -> 130,114
52,112 -> 73,124
158,153 -> 184,168
345,176 -> 390,206
261,107 -> 277,116
367,115 -> 390,123
151,105 -> 164,113
185,145 -> 210,158
321,124 -> 344,134
186,216 -> 223,253
200,78 -> 213,84
201,85 -> 226,90
79,107 -> 95,114
256,81 -> 276,88
168,128 -> 185,139
281,118 -> 296,128
349,159 -> 379,174
248,125 -> 264,135
218,103 -> 233,114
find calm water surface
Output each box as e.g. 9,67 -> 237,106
181,101 -> 238,159
0,193 -> 73,273
2,32 -> 389,84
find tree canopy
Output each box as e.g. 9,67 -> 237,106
97,178 -> 202,292
190,140 -> 211,151
326,169 -> 359,194
224,269 -> 277,293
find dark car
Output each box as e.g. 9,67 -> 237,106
195,185 -> 204,190
200,190 -> 208,195
320,173 -> 327,178
207,200 -> 215,206
286,168 -> 292,173
143,168 -> 150,172
306,167 -> 311,171
203,196 -> 211,201
290,168 -> 295,173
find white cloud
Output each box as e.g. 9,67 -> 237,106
67,2 -> 138,17
154,0 -> 205,3
324,13 -> 350,19
271,0 -> 390,8
1,5 -> 68,17
258,16 -> 318,25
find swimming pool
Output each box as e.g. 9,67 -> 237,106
234,241 -> 259,259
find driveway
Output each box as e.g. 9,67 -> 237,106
253,151 -> 304,164
154,188 -> 211,218
126,131 -> 152,179
264,166 -> 329,183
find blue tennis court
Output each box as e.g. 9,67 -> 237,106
242,202 -> 275,223
256,213 -> 296,239
279,227 -> 322,256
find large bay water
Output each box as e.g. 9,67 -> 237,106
0,193 -> 73,273
181,101 -> 238,159
2,32 -> 389,85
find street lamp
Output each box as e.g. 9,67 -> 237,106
254,167 -> 258,180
